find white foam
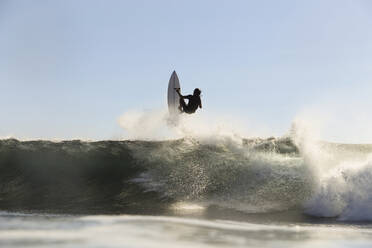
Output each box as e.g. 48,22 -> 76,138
292,119 -> 372,221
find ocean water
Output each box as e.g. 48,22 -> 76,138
1,212 -> 372,248
1,137 -> 372,247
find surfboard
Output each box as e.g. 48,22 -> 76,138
167,71 -> 181,116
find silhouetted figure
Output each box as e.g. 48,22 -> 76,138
175,88 -> 202,114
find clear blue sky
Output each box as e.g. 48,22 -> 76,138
1,0 -> 372,142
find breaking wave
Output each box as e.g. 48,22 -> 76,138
0,136 -> 371,222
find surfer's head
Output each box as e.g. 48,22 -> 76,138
193,88 -> 201,96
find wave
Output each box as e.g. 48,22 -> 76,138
0,137 -> 372,221
303,154 -> 372,222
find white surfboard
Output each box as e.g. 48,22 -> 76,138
167,71 -> 181,116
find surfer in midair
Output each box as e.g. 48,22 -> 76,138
175,88 -> 202,114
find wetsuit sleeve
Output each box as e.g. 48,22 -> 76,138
184,95 -> 192,100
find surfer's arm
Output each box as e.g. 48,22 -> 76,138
177,92 -> 192,100
175,89 -> 183,98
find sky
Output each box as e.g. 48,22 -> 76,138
1,0 -> 372,142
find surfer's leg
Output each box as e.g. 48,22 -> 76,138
179,98 -> 186,112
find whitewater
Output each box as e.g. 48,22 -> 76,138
1,111 -> 372,247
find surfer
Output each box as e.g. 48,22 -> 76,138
175,88 -> 202,114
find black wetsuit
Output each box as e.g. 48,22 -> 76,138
180,95 -> 201,114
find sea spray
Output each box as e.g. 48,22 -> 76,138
304,157 -> 372,221
118,108 -> 259,142
292,119 -> 372,221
